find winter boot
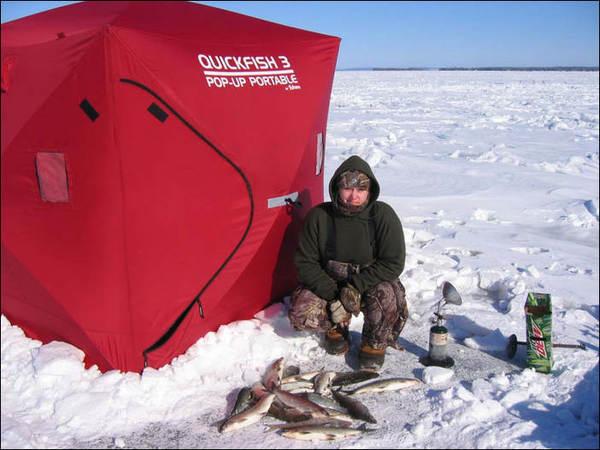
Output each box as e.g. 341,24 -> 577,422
324,326 -> 350,355
359,344 -> 385,371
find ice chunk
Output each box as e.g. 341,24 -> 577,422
423,366 -> 454,384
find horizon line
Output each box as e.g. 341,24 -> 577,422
339,66 -> 599,71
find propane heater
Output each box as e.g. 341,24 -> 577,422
420,281 -> 463,368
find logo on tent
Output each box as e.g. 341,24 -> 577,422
197,54 -> 300,90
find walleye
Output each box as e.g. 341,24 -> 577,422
263,357 -> 285,391
313,371 -> 337,395
345,377 -> 421,395
268,400 -> 312,423
251,381 -> 269,399
219,393 -> 275,433
280,423 -> 376,441
266,416 -> 353,431
279,380 -> 315,394
281,369 -> 323,384
331,389 -> 377,424
230,387 -> 255,416
322,408 -> 356,423
303,393 -> 348,413
273,388 -> 329,416
282,364 -> 300,379
331,370 -> 380,387
282,369 -> 378,390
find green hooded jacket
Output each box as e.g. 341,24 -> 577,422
294,155 -> 406,301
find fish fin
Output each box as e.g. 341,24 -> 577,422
212,418 -> 225,428
358,423 -> 378,432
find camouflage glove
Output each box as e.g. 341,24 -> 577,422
329,300 -> 351,324
339,283 -> 361,316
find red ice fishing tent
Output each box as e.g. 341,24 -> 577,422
1,1 -> 340,372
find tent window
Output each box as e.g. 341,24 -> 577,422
1,56 -> 16,93
316,132 -> 324,175
35,152 -> 69,203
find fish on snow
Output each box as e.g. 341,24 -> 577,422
280,423 -> 376,441
345,377 -> 421,395
219,393 -> 276,433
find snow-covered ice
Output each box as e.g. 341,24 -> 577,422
2,70 -> 598,448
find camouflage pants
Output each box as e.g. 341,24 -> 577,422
288,261 -> 409,350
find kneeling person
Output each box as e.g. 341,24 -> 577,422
288,155 -> 408,371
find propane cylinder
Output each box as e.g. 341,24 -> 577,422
420,325 -> 454,368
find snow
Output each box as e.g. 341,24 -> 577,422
2,70 -> 599,449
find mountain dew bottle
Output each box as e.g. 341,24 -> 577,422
525,292 -> 553,373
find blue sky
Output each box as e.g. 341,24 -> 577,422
1,1 -> 598,69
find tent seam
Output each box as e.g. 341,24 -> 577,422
104,25 -> 138,367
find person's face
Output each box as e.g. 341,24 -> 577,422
339,186 -> 369,207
